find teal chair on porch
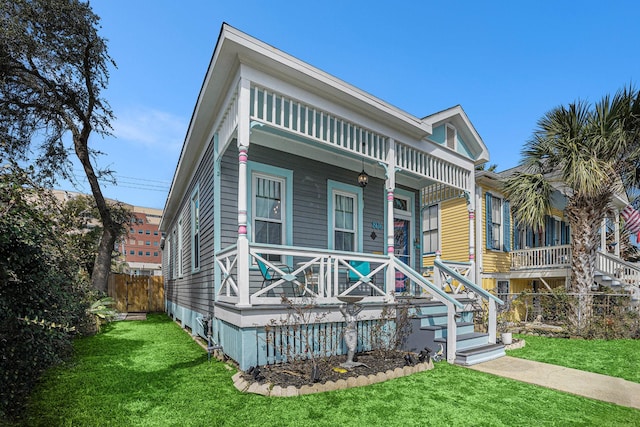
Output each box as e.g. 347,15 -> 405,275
256,256 -> 295,296
346,260 -> 375,296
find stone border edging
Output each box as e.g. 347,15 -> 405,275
504,339 -> 525,351
232,360 -> 434,397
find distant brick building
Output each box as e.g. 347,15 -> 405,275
122,207 -> 163,276
53,190 -> 163,276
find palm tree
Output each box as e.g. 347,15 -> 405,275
504,87 -> 640,332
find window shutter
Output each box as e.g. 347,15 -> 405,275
503,200 -> 511,252
544,215 -> 552,246
485,192 -> 492,249
526,227 -> 533,247
561,221 -> 570,244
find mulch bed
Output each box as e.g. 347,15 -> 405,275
242,351 -> 423,388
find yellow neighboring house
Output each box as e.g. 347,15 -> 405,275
421,167 -> 640,302
474,168 -> 639,298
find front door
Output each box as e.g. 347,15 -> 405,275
394,218 -> 410,292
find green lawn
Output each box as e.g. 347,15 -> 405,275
19,314 -> 639,426
508,335 -> 640,383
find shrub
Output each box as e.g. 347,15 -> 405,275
0,165 -> 93,420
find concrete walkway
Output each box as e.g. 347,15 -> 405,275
468,356 -> 640,410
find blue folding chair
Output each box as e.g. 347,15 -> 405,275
256,256 -> 294,296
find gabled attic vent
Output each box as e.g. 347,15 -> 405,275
446,124 -> 456,150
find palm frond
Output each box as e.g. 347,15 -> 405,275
503,172 -> 551,229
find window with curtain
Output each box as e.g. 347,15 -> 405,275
422,204 -> 439,254
253,174 -> 284,260
333,192 -> 356,252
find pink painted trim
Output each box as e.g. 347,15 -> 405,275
469,254 -> 475,260
387,246 -> 394,254
469,212 -> 475,220
387,191 -> 394,201
238,225 -> 247,235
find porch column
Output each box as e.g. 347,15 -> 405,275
467,194 -> 476,283
614,209 -> 621,257
236,78 -> 251,307
385,138 -> 396,296
600,218 -> 607,253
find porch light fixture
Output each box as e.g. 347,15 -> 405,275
358,169 -> 369,187
357,158 -> 369,188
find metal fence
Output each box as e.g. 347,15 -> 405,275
496,292 -> 639,338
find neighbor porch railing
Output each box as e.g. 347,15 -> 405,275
510,246 -> 640,288
510,245 -> 571,270
596,251 -> 640,288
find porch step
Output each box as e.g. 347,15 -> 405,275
455,343 -> 506,366
594,272 -> 622,288
423,322 -> 475,339
435,332 -> 490,352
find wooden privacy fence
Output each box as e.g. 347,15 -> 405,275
108,274 -> 164,313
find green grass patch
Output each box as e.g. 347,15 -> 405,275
18,315 -> 639,426
508,335 -> 640,383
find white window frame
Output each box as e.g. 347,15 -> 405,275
177,217 -> 183,278
491,195 -> 503,251
191,185 -> 200,272
246,162 -> 293,265
497,280 -> 510,299
333,190 -> 357,252
422,203 -> 439,254
166,237 -> 173,279
251,172 -> 286,249
327,180 -> 363,252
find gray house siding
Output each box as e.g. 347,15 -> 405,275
217,142 -> 408,292
167,138 -> 421,328
220,142 -> 387,251
165,139 -> 217,334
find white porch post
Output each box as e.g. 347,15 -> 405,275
237,78 -> 251,307
614,209 -> 621,257
467,177 -> 476,283
600,218 -> 607,253
385,139 -> 396,297
475,185 -> 483,285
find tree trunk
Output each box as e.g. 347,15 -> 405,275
91,226 -> 116,293
565,194 -> 609,332
74,129 -> 118,293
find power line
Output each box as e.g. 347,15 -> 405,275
71,169 -> 171,188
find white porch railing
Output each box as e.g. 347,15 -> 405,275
596,251 -> 640,287
214,243 -> 503,363
433,257 -> 504,361
510,245 -> 571,270
510,246 -> 640,292
214,243 -> 471,307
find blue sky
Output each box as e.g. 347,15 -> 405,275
60,1 -> 639,209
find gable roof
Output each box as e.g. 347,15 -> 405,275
422,105 -> 490,164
